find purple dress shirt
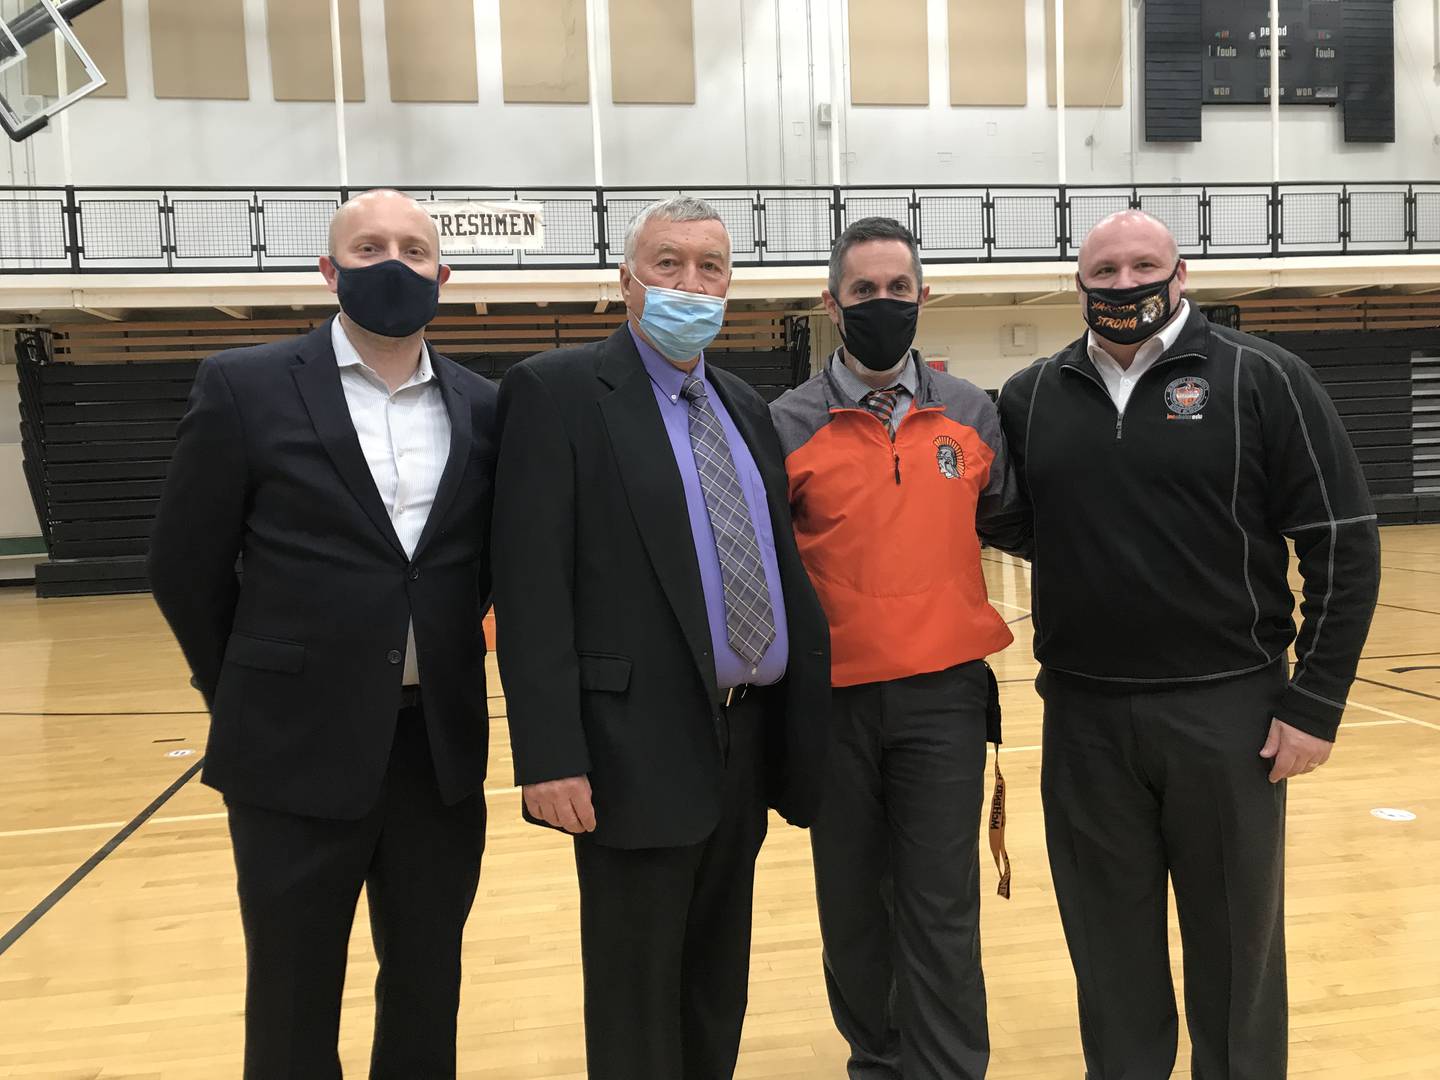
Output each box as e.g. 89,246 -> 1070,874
631,326 -> 789,689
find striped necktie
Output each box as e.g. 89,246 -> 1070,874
679,375 -> 776,668
863,386 -> 904,431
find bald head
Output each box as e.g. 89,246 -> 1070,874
1078,210 -> 1179,282
327,188 -> 441,265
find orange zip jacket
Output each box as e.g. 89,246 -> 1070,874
770,352 -> 1029,688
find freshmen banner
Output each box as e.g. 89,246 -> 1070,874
420,201 -> 546,253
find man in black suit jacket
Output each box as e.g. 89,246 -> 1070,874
148,190 -> 498,1079
492,197 -> 831,1079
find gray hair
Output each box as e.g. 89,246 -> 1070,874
828,216 -> 923,298
622,196 -> 730,265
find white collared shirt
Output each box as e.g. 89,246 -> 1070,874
1086,299 -> 1192,414
331,317 -> 451,685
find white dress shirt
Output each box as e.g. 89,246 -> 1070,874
1086,299 -> 1191,414
331,317 -> 451,685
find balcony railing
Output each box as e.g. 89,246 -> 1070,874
1,181 -> 1438,275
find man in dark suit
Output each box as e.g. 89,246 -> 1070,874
148,189 -> 498,1079
491,196 -> 831,1080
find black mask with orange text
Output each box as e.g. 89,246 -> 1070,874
1080,262 -> 1180,346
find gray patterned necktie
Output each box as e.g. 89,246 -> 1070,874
680,375 -> 776,668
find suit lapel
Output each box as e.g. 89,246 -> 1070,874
291,322 -> 407,559
595,328 -> 717,702
412,347 -> 472,560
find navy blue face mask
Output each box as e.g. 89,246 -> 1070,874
334,259 -> 440,338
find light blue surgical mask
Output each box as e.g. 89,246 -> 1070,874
633,276 -> 727,363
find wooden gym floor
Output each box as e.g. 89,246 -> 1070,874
1,528 -> 1438,1079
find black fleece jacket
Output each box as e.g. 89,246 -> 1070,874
998,308 -> 1380,740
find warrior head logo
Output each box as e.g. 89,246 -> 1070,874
934,435 -> 965,479
1139,292 -> 1167,325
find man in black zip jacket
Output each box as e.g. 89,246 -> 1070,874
997,211 -> 1380,1080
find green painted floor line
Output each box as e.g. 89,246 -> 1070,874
0,537 -> 46,556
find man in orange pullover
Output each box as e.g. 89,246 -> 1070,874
771,218 -> 1028,1079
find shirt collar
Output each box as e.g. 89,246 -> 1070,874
331,315 -> 433,388
829,348 -> 920,406
1086,298 -> 1191,373
631,323 -> 705,403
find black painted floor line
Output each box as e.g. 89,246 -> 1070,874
0,757 -> 205,959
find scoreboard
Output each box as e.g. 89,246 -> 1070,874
1202,0 -> 1344,105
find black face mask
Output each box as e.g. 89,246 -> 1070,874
1080,263 -> 1180,346
334,259 -> 440,338
838,297 -> 919,371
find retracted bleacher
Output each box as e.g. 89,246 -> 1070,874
17,311 -> 808,598
1239,297 -> 1440,527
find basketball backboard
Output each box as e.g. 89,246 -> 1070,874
0,0 -> 107,141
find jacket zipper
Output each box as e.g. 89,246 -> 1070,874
891,410 -> 902,486
1062,352 -> 1207,441
830,402 -> 944,486
888,402 -> 944,484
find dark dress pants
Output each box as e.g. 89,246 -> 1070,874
1039,662 -> 1289,1080
573,691 -> 768,1080
226,701 -> 486,1080
810,661 -> 993,1080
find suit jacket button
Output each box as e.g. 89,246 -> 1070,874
409,566 -> 420,581
387,649 -> 403,664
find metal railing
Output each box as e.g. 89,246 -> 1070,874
1,181 -> 1438,274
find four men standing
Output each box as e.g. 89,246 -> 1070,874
151,192 -> 1380,1078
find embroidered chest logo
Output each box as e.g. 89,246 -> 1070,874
934,435 -> 966,479
1164,376 -> 1209,421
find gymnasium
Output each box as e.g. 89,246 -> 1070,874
0,1 -> 1437,1077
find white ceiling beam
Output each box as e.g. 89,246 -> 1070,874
4,256 -> 1440,314
1210,287 -> 1274,302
